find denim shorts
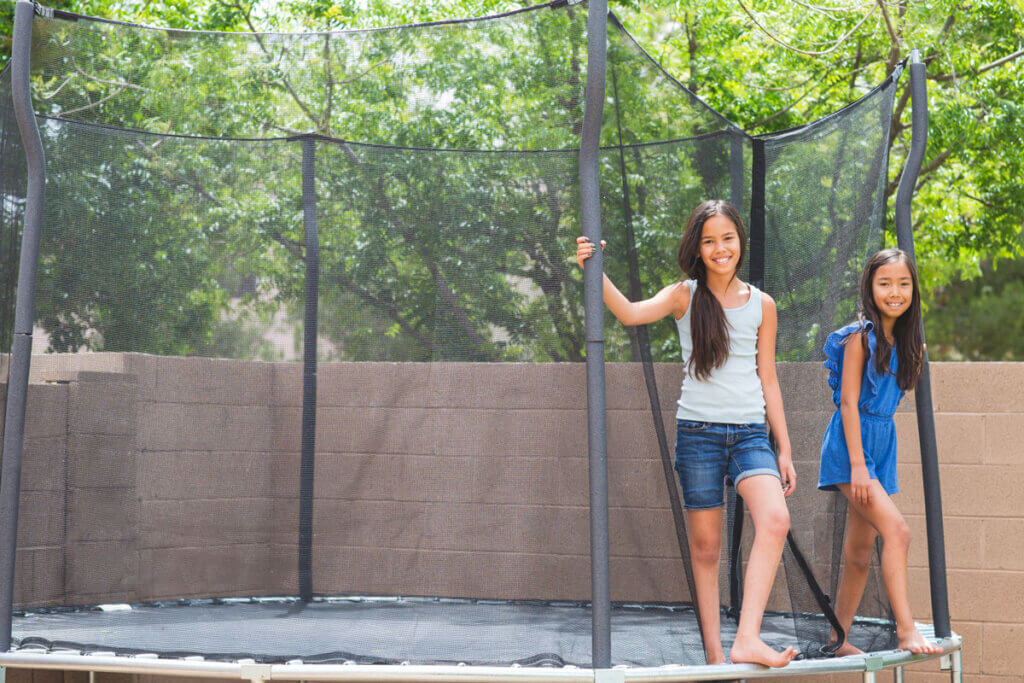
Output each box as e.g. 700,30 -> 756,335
673,419 -> 781,510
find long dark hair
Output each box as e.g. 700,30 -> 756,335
859,248 -> 924,390
676,199 -> 746,381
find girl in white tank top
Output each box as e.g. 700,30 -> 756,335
576,199 -> 797,669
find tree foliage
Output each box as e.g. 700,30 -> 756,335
926,258 -> 1024,361
609,1 -> 1024,356
0,0 -> 1020,361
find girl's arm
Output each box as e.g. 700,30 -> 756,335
576,237 -> 688,326
839,332 -> 873,505
756,294 -> 797,496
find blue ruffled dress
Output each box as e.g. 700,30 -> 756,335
818,320 -> 905,495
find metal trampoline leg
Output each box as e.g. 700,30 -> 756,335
950,649 -> 963,683
864,673 -> 876,683
893,665 -> 904,683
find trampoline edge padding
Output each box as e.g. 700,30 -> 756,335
0,631 -> 962,682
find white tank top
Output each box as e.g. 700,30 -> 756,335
675,279 -> 766,424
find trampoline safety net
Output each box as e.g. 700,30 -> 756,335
0,0 -> 904,668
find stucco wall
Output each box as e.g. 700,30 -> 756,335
1,355 -> 1021,681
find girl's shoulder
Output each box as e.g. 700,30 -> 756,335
675,279 -> 696,304
666,280 -> 694,301
665,280 -> 693,320
823,320 -> 875,393
826,320 -> 875,349
734,279 -> 765,306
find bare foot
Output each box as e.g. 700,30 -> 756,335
729,635 -> 797,668
897,628 -> 943,655
833,640 -> 865,657
705,648 -> 727,665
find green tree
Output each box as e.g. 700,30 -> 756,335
2,0 -> 1021,361
609,0 -> 1024,332
926,258 -> 1024,361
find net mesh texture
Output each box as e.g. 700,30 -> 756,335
0,0 -> 904,668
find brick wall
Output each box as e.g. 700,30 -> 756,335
11,354 -> 290,603
1,356 -> 1020,681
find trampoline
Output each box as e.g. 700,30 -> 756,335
5,599 -> 960,681
0,0 -> 961,681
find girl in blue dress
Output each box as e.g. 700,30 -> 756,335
818,248 -> 942,657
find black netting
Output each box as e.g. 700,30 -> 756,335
29,3 -> 590,148
33,121 -> 304,360
0,0 -> 906,669
314,141 -> 583,363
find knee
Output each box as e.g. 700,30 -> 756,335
844,540 -> 875,570
690,536 -> 720,566
757,506 -> 790,541
884,518 -> 911,551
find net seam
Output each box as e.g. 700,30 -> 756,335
607,10 -> 747,137
755,58 -> 908,142
32,115 -> 741,152
34,0 -> 571,37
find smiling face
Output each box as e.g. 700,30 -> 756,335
698,214 -> 741,278
677,200 -> 746,282
871,260 -> 914,322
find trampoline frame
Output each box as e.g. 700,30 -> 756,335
0,0 -> 957,680
0,631 -> 963,682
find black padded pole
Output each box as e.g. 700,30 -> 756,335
748,139 -> 767,290
0,0 -> 46,650
298,136 -> 320,602
894,50 -> 949,639
580,0 -> 611,669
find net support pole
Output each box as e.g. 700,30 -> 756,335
580,0 -> 611,669
298,137 -> 320,602
894,49 -> 950,638
0,0 -> 46,650
748,139 -> 767,290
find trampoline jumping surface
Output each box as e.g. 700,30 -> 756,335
4,597 -> 961,681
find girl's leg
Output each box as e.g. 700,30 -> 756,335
729,474 -> 797,668
830,497 -> 877,656
840,480 -> 942,655
687,507 -> 726,664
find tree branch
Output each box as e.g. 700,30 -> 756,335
322,266 -> 438,355
68,57 -> 152,93
748,70 -> 831,128
230,1 -> 320,130
848,40 -> 863,98
333,144 -> 494,355
876,0 -> 899,52
737,0 -> 878,57
887,148 -> 954,197
685,12 -> 699,93
790,0 -> 877,23
60,85 -> 128,116
930,48 -> 1024,82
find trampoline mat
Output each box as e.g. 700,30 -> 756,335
10,597 -> 892,667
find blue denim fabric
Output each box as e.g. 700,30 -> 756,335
673,420 -> 781,510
